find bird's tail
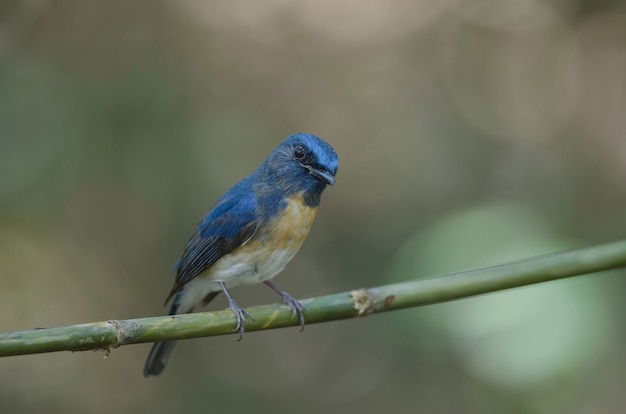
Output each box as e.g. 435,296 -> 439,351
143,289 -> 222,377
143,293 -> 184,377
144,340 -> 178,377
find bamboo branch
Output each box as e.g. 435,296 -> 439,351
2,239 -> 626,357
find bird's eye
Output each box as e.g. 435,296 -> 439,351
293,144 -> 307,159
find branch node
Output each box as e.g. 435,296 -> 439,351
351,288 -> 376,316
107,320 -> 125,348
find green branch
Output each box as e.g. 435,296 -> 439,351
2,239 -> 626,357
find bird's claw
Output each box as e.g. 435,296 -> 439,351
219,281 -> 254,340
263,280 -> 307,331
281,294 -> 307,332
229,304 -> 254,340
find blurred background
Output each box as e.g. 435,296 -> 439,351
1,0 -> 626,413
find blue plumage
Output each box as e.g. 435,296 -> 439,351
144,133 -> 338,377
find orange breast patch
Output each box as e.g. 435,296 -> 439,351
267,193 -> 318,250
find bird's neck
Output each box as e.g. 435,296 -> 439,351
255,163 -> 326,210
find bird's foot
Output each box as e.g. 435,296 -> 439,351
263,280 -> 307,331
229,304 -> 254,340
219,282 -> 254,340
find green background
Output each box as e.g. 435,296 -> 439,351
2,1 -> 626,413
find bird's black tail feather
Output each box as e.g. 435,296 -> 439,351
144,293 -> 184,377
143,289 -> 222,377
144,340 -> 178,377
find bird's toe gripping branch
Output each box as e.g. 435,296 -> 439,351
218,282 -> 254,339
263,280 -> 307,331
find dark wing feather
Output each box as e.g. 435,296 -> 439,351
164,189 -> 258,304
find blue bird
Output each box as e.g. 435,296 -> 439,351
144,133 -> 338,377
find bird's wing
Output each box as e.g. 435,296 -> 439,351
164,190 -> 259,303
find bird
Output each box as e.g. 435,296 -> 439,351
143,132 -> 338,377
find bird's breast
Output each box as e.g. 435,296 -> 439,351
250,193 -> 318,277
206,193 -> 318,286
266,193 -> 318,248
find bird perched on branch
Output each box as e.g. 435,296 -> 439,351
144,133 -> 339,377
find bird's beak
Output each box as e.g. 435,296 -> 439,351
302,164 -> 335,186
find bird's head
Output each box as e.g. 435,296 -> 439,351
266,133 -> 339,204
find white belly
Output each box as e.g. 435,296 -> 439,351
173,248 -> 297,313
209,247 -> 298,285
